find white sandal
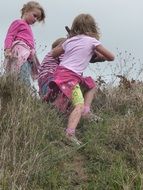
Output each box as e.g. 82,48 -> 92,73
66,133 -> 82,146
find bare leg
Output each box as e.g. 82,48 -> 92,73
66,103 -> 84,131
66,84 -> 84,145
82,87 -> 103,122
82,87 -> 96,116
66,103 -> 84,145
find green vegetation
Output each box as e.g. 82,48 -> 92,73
0,75 -> 143,190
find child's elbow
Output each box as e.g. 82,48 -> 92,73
108,55 -> 115,61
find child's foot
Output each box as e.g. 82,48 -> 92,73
89,113 -> 103,122
82,112 -> 103,123
66,133 -> 82,146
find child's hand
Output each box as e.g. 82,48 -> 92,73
95,51 -> 106,61
94,55 -> 106,62
90,52 -> 106,63
4,48 -> 12,59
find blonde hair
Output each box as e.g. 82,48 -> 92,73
21,1 -> 45,22
51,37 -> 66,49
70,13 -> 101,40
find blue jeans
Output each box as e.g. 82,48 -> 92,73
19,61 -> 31,87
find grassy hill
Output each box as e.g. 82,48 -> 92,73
0,75 -> 143,190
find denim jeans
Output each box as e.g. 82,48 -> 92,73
19,61 -> 32,87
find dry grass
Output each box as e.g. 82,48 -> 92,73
1,73 -> 143,189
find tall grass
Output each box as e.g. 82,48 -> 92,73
0,75 -> 78,189
1,74 -> 143,189
1,49 -> 143,189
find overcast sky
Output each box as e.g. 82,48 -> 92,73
0,0 -> 143,83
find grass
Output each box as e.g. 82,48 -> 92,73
0,75 -> 143,190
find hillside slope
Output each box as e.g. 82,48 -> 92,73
0,75 -> 143,190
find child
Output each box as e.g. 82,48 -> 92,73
51,13 -> 115,145
3,1 -> 45,86
38,37 -> 68,111
39,26 -> 104,114
65,25 -> 105,120
38,37 -> 102,114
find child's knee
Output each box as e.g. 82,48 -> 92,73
74,103 -> 84,113
89,86 -> 96,94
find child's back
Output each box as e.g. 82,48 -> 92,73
60,35 -> 101,75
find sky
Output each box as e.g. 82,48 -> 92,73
0,0 -> 143,84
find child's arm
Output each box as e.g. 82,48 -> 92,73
4,20 -> 20,50
29,53 -> 41,79
51,45 -> 65,58
4,20 -> 21,59
95,44 -> 115,61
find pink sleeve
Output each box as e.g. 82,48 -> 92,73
92,38 -> 101,49
4,20 -> 21,49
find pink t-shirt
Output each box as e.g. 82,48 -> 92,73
61,35 -> 101,75
4,19 -> 34,49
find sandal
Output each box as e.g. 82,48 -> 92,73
66,133 -> 82,146
83,112 -> 103,122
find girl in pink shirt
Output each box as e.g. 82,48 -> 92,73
51,13 -> 115,145
4,1 -> 45,86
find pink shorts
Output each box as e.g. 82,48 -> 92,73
4,41 -> 31,73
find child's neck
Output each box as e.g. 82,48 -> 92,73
21,17 -> 29,25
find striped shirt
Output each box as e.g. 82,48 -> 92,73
38,52 -> 63,79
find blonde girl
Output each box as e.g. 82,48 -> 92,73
51,13 -> 115,145
4,1 -> 45,86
